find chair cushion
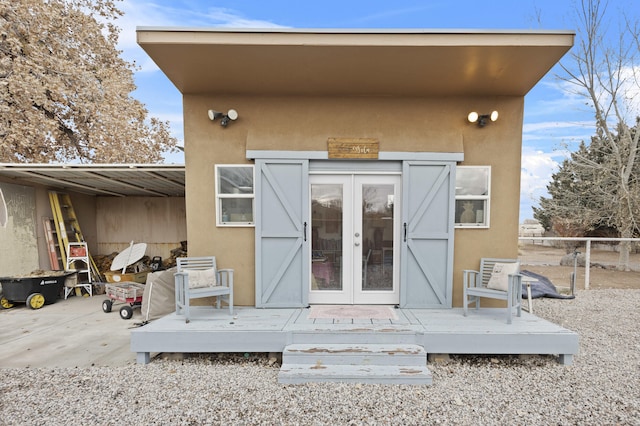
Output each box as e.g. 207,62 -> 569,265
186,268 -> 217,289
487,262 -> 519,292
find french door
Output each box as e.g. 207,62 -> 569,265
308,174 -> 401,304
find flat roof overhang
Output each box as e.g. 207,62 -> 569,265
136,28 -> 575,96
0,164 -> 185,197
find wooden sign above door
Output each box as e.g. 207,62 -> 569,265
327,138 -> 379,159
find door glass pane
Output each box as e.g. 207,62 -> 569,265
311,184 -> 343,291
362,184 -> 394,291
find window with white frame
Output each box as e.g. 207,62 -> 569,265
455,166 -> 490,228
215,165 -> 255,227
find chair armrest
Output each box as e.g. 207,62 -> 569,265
462,269 -> 480,288
508,273 -> 522,295
174,272 -> 189,304
216,269 -> 234,288
174,271 -> 189,286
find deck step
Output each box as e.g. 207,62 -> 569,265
282,343 -> 427,366
278,343 -> 432,385
278,364 -> 433,385
290,330 -> 421,345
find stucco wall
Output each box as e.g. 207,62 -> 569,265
183,94 -> 524,307
0,182 -> 39,276
452,98 -> 523,308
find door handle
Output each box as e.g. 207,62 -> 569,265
404,222 -> 407,242
303,222 -> 307,242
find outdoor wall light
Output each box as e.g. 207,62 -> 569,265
207,108 -> 238,127
467,110 -> 499,127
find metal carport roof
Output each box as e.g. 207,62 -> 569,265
0,164 -> 185,197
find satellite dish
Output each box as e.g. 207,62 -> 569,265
110,241 -> 147,273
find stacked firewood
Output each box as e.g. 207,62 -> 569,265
92,241 -> 187,273
93,253 -> 118,273
164,240 -> 188,268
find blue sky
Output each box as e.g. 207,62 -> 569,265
113,0 -> 633,222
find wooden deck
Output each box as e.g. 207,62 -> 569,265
131,306 -> 579,366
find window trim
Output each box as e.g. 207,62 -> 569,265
454,166 -> 491,229
215,164 -> 255,227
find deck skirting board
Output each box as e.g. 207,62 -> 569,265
131,330 -> 288,354
419,332 -> 579,355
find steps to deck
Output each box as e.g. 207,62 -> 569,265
278,343 -> 432,385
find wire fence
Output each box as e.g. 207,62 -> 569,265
518,237 -> 640,290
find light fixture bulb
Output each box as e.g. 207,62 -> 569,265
467,112 -> 479,123
208,110 -> 222,121
490,111 -> 499,122
227,109 -> 238,121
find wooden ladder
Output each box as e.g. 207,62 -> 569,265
43,217 -> 61,270
48,191 -> 102,282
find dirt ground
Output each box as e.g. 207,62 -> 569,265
518,242 -> 640,290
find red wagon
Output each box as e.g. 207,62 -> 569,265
102,282 -> 145,320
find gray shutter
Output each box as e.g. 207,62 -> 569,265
255,159 -> 309,307
400,161 -> 455,308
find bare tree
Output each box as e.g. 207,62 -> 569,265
0,0 -> 177,163
557,0 -> 640,270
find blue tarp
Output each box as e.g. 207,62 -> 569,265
521,270 -> 575,299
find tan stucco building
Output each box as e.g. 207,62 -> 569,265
136,28 -> 573,309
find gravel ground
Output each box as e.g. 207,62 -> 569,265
1,289 -> 639,425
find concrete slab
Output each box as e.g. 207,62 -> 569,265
0,294 -> 137,368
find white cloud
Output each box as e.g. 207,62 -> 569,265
522,76 -> 596,154
619,65 -> 640,121
116,1 -> 286,51
530,64 -> 640,126
522,120 -> 594,134
519,148 -> 569,220
521,149 -> 561,194
115,2 -> 289,73
526,78 -> 590,117
522,112 -> 595,151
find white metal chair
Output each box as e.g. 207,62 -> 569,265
174,256 -> 233,323
462,258 -> 522,324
